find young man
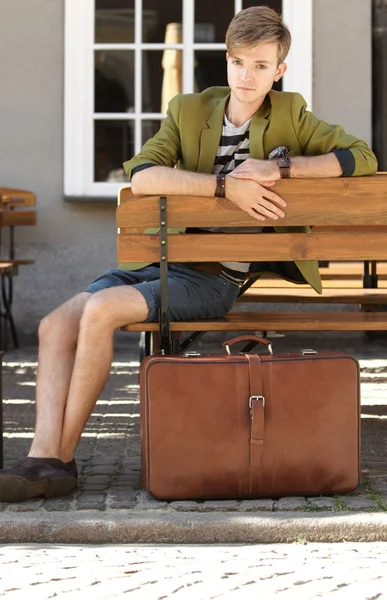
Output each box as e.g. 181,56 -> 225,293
0,6 -> 377,502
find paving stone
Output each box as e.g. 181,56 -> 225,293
82,484 -> 110,491
170,501 -> 203,512
77,494 -> 106,503
274,497 -> 307,511
109,501 -> 137,509
134,501 -> 168,510
110,485 -> 140,492
90,457 -> 118,466
307,497 -> 336,510
202,501 -> 240,511
88,466 -> 116,476
6,500 -> 44,512
84,475 -> 112,484
75,501 -> 106,511
43,500 -> 73,512
240,499 -> 275,512
109,490 -> 138,501
345,497 -> 381,510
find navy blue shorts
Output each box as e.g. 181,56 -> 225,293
84,263 -> 240,322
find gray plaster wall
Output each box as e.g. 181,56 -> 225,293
0,0 -> 375,339
0,0 -> 117,337
313,0 -> 373,145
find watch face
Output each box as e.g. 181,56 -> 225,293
278,157 -> 291,168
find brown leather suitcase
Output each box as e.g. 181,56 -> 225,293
140,335 -> 360,500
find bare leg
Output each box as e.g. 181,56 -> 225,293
29,292 -> 92,458
59,286 -> 149,462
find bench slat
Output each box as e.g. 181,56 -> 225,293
117,231 -> 387,262
117,175 -> 387,228
2,210 -> 36,227
0,187 -> 36,207
238,287 -> 387,304
122,311 -> 387,332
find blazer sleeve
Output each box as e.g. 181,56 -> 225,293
123,96 -> 182,179
291,93 -> 378,176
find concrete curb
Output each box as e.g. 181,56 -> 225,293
1,511 -> 387,544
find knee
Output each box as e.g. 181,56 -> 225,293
38,307 -> 81,346
79,293 -> 112,328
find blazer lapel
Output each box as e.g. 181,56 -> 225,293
197,94 -> 230,173
249,96 -> 270,160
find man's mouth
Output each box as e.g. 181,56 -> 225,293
237,86 -> 255,91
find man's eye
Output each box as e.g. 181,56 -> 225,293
232,60 -> 242,65
257,64 -> 267,70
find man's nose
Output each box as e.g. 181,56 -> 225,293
240,68 -> 253,81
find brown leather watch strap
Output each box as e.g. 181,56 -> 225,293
215,173 -> 226,198
246,353 -> 265,495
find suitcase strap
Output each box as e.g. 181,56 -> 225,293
246,354 -> 265,495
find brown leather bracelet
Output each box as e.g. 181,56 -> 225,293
215,173 -> 226,198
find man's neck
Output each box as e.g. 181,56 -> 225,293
225,93 -> 266,127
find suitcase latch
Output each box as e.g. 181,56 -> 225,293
300,349 -> 318,356
249,395 -> 265,408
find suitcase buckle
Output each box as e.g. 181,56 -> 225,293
249,395 -> 265,408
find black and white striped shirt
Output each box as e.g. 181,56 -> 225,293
213,114 -> 251,175
211,115 -> 263,277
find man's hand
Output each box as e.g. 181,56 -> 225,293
229,158 -> 280,186
225,175 -> 286,221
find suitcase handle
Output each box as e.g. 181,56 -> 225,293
223,335 -> 273,355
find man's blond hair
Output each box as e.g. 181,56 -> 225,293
225,6 -> 291,64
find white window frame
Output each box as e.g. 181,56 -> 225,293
64,0 -> 312,198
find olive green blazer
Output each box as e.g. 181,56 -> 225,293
123,87 -> 378,293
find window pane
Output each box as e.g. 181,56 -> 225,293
195,51 -> 227,91
94,120 -> 134,182
95,51 -> 134,113
142,0 -> 183,43
142,51 -> 168,113
95,0 -> 135,43
195,0 -> 233,43
142,120 -> 163,145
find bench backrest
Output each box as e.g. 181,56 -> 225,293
116,174 -> 387,263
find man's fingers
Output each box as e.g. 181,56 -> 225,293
246,207 -> 265,221
261,189 -> 287,208
255,198 -> 286,219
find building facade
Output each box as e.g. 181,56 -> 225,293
0,0 -> 373,335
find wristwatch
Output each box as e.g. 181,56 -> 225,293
277,157 -> 291,178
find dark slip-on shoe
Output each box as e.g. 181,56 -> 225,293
0,457 -> 77,503
66,458 -> 78,479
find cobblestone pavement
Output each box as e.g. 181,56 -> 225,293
1,542 -> 387,599
1,333 -> 386,519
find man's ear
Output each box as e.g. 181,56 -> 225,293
226,52 -> 229,62
274,62 -> 287,82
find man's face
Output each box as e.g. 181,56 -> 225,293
226,42 -> 287,106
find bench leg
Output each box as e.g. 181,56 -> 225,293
139,331 -> 152,362
0,272 -> 18,350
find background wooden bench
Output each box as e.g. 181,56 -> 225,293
116,174 -> 387,349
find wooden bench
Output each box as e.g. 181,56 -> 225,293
0,187 -> 37,349
116,174 -> 387,353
